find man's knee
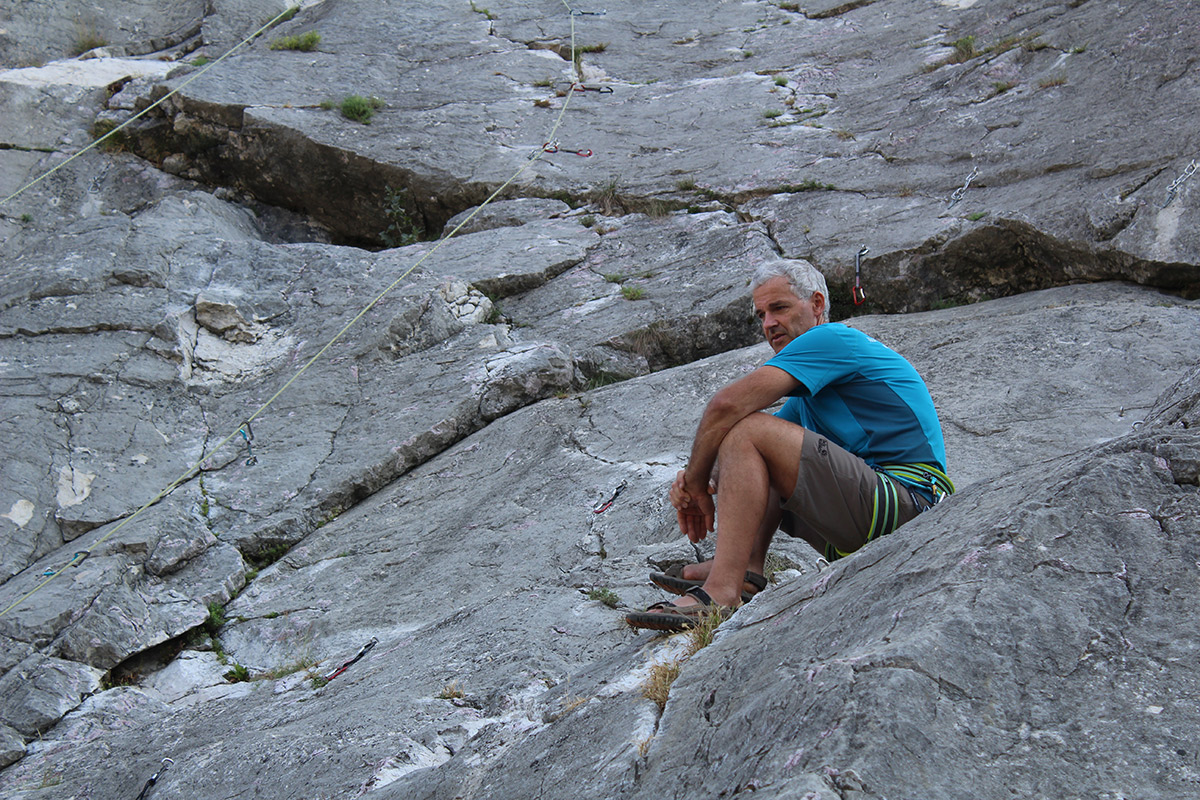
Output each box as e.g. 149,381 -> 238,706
719,413 -> 803,453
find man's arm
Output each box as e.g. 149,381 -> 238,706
674,364 -> 800,538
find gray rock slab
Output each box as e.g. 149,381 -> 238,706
0,655 -> 103,737
0,723 -> 23,768
3,282 -> 1197,795
630,425 -> 1200,800
105,0 -> 1200,279
502,211 -> 773,373
441,197 -> 573,237
0,1 -> 204,67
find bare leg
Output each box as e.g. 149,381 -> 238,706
675,414 -> 804,607
679,493 -> 781,583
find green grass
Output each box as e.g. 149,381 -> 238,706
620,286 -> 646,300
270,31 -> 321,51
224,663 -> 251,682
951,36 -> 977,63
588,587 -> 621,608
380,186 -> 422,247
966,211 -> 988,221
762,109 -> 783,119
778,179 -> 836,193
262,656 -> 317,680
339,94 -> 383,124
675,177 -> 697,191
204,602 -> 226,635
774,75 -> 788,86
469,1 -> 496,20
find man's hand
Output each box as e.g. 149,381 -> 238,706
669,469 -> 716,542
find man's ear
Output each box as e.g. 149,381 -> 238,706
811,291 -> 827,320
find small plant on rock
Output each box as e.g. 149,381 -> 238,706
224,662 -> 251,682
205,602 -> 227,635
339,94 -> 384,124
72,26 -> 107,56
270,31 -> 321,51
951,36 -> 977,63
380,186 -> 422,247
437,681 -> 465,700
588,587 -> 621,608
621,286 -> 646,301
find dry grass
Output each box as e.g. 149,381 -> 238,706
437,680 -> 464,700
684,608 -> 725,656
642,660 -> 682,710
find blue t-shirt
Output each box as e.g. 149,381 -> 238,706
766,323 -> 949,477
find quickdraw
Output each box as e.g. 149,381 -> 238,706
41,551 -> 90,578
573,84 -> 613,94
238,421 -> 257,466
324,637 -> 378,682
852,246 -> 869,305
592,480 -> 627,514
134,758 -> 173,800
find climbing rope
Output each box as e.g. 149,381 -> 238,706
0,1 -> 605,619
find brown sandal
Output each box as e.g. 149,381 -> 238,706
648,565 -> 766,604
625,587 -> 734,632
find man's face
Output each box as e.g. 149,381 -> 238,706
752,276 -> 825,353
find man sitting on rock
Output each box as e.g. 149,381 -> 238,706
627,258 -> 953,631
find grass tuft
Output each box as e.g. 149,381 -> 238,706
437,681 -> 464,700
339,94 -> 384,124
270,31 -> 321,51
642,660 -> 681,710
224,663 -> 251,683
587,587 -> 621,608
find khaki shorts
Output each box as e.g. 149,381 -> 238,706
780,431 -> 930,561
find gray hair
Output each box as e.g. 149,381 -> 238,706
750,258 -> 831,322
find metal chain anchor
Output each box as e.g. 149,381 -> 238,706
541,141 -> 593,157
852,246 -> 869,305
1161,159 -> 1197,208
947,167 -> 979,208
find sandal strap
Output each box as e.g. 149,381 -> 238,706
685,585 -> 715,606
744,571 -> 767,592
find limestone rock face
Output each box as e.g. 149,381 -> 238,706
1,0 -> 1199,797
